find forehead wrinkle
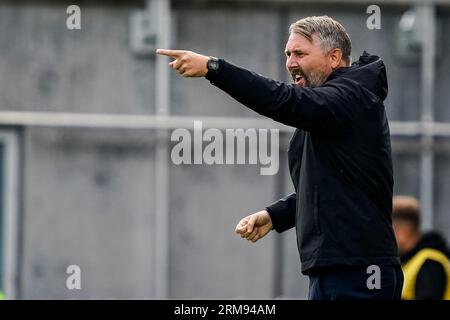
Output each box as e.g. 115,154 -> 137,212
286,35 -> 313,53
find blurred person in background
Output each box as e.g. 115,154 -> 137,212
157,15 -> 403,300
393,195 -> 450,300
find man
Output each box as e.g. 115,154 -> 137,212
393,196 -> 450,300
157,15 -> 403,299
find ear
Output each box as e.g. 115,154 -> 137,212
328,48 -> 344,69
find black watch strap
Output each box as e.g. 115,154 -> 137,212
205,57 -> 224,80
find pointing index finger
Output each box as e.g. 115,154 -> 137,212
156,49 -> 183,58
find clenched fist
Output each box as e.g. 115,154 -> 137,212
235,210 -> 273,243
156,49 -> 209,77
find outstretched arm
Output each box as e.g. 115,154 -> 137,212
156,48 -> 353,135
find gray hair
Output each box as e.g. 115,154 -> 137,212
289,16 -> 352,65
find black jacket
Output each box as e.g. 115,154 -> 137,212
206,51 -> 400,274
401,232 -> 450,299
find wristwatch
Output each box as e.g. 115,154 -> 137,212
207,56 -> 220,71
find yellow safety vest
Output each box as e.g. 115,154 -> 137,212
401,248 -> 450,300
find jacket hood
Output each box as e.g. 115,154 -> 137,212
327,51 -> 388,101
401,231 -> 450,263
418,232 -> 450,257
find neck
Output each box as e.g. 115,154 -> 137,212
332,61 -> 348,72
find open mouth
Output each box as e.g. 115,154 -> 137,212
291,70 -> 305,86
294,74 -> 303,85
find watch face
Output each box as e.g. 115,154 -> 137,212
209,59 -> 219,70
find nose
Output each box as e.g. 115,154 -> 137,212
286,55 -> 298,70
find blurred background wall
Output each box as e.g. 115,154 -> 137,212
0,0 -> 449,299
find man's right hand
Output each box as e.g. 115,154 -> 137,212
235,210 -> 273,243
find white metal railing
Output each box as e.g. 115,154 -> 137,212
2,110 -> 450,136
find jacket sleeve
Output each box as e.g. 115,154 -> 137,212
265,193 -> 296,233
205,60 -> 357,135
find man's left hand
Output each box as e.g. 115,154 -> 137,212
156,49 -> 209,77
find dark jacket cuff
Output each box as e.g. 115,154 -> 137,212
205,58 -> 225,84
266,195 -> 296,233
